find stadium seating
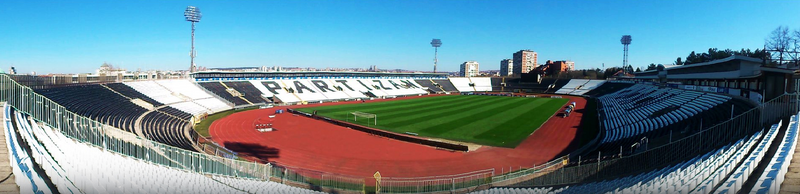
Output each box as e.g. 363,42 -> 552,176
35,84 -> 146,133
125,80 -> 233,116
224,81 -> 272,104
6,108 -> 322,194
598,84 -> 733,144
198,82 -> 250,105
140,110 -> 194,150
471,186 -> 565,194
555,79 -> 606,95
415,79 -> 446,93
555,79 -> 588,94
551,130 -> 762,194
471,77 -> 493,92
717,121 -> 781,194
322,79 -> 366,99
105,83 -> 164,106
490,78 -> 503,91
3,107 -> 54,194
251,80 -> 302,103
124,81 -> 185,104
249,79 -> 424,103
433,79 -> 459,92
449,77 -> 476,92
750,115 -> 799,194
156,79 -> 214,100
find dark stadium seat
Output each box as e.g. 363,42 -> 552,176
432,79 -> 458,92
414,79 -> 445,93
36,85 -> 147,133
199,82 -> 249,105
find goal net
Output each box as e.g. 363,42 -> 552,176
348,111 -> 377,126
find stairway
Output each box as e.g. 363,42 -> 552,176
779,136 -> 800,194
219,81 -> 253,105
430,79 -> 445,92
467,77 -> 478,91
101,84 -> 154,110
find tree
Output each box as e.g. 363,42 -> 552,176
675,57 -> 683,65
686,51 -> 699,64
766,26 -> 792,65
646,63 -> 657,71
793,29 -> 800,64
635,67 -> 642,72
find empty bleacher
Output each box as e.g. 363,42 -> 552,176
750,115 -> 799,193
415,79 -> 445,93
490,78 -> 503,91
433,79 -> 459,92
555,79 -> 606,95
105,83 -> 164,107
224,81 -> 271,104
471,77 -> 493,92
449,77 -> 475,92
514,128 -> 760,194
198,82 -> 249,105
599,84 -> 734,144
125,80 -> 233,116
35,84 -> 146,133
7,108 -> 322,194
140,110 -> 194,150
32,84 -> 198,151
717,121 -> 781,193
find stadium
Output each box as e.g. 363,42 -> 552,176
4,2 -> 800,194
3,54 -> 800,194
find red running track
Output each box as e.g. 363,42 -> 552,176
209,94 -> 587,177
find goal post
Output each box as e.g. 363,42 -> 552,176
349,111 -> 377,126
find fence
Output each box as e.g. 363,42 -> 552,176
2,72 -> 798,193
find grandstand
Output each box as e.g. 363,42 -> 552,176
555,79 -> 606,95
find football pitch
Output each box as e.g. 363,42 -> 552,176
295,95 -> 569,148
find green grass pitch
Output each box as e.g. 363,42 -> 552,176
295,95 -> 569,148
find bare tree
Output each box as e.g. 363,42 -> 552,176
792,29 -> 800,64
766,26 -> 792,65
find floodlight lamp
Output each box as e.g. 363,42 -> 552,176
431,39 -> 442,47
620,35 -> 632,45
184,6 -> 202,22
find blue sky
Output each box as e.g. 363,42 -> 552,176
1,0 -> 798,74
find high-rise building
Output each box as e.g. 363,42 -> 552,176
460,61 -> 480,77
513,50 -> 538,75
500,59 -> 513,76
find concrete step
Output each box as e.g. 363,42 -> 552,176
783,177 -> 800,185
779,184 -> 800,193
786,172 -> 800,179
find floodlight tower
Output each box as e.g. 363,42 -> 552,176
431,39 -> 442,73
184,6 -> 202,73
621,35 -> 632,73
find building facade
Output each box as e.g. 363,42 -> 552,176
500,59 -> 513,76
513,50 -> 538,75
460,61 -> 480,77
550,60 -> 574,72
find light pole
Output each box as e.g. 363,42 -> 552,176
431,39 -> 442,73
620,35 -> 632,74
184,6 -> 202,73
